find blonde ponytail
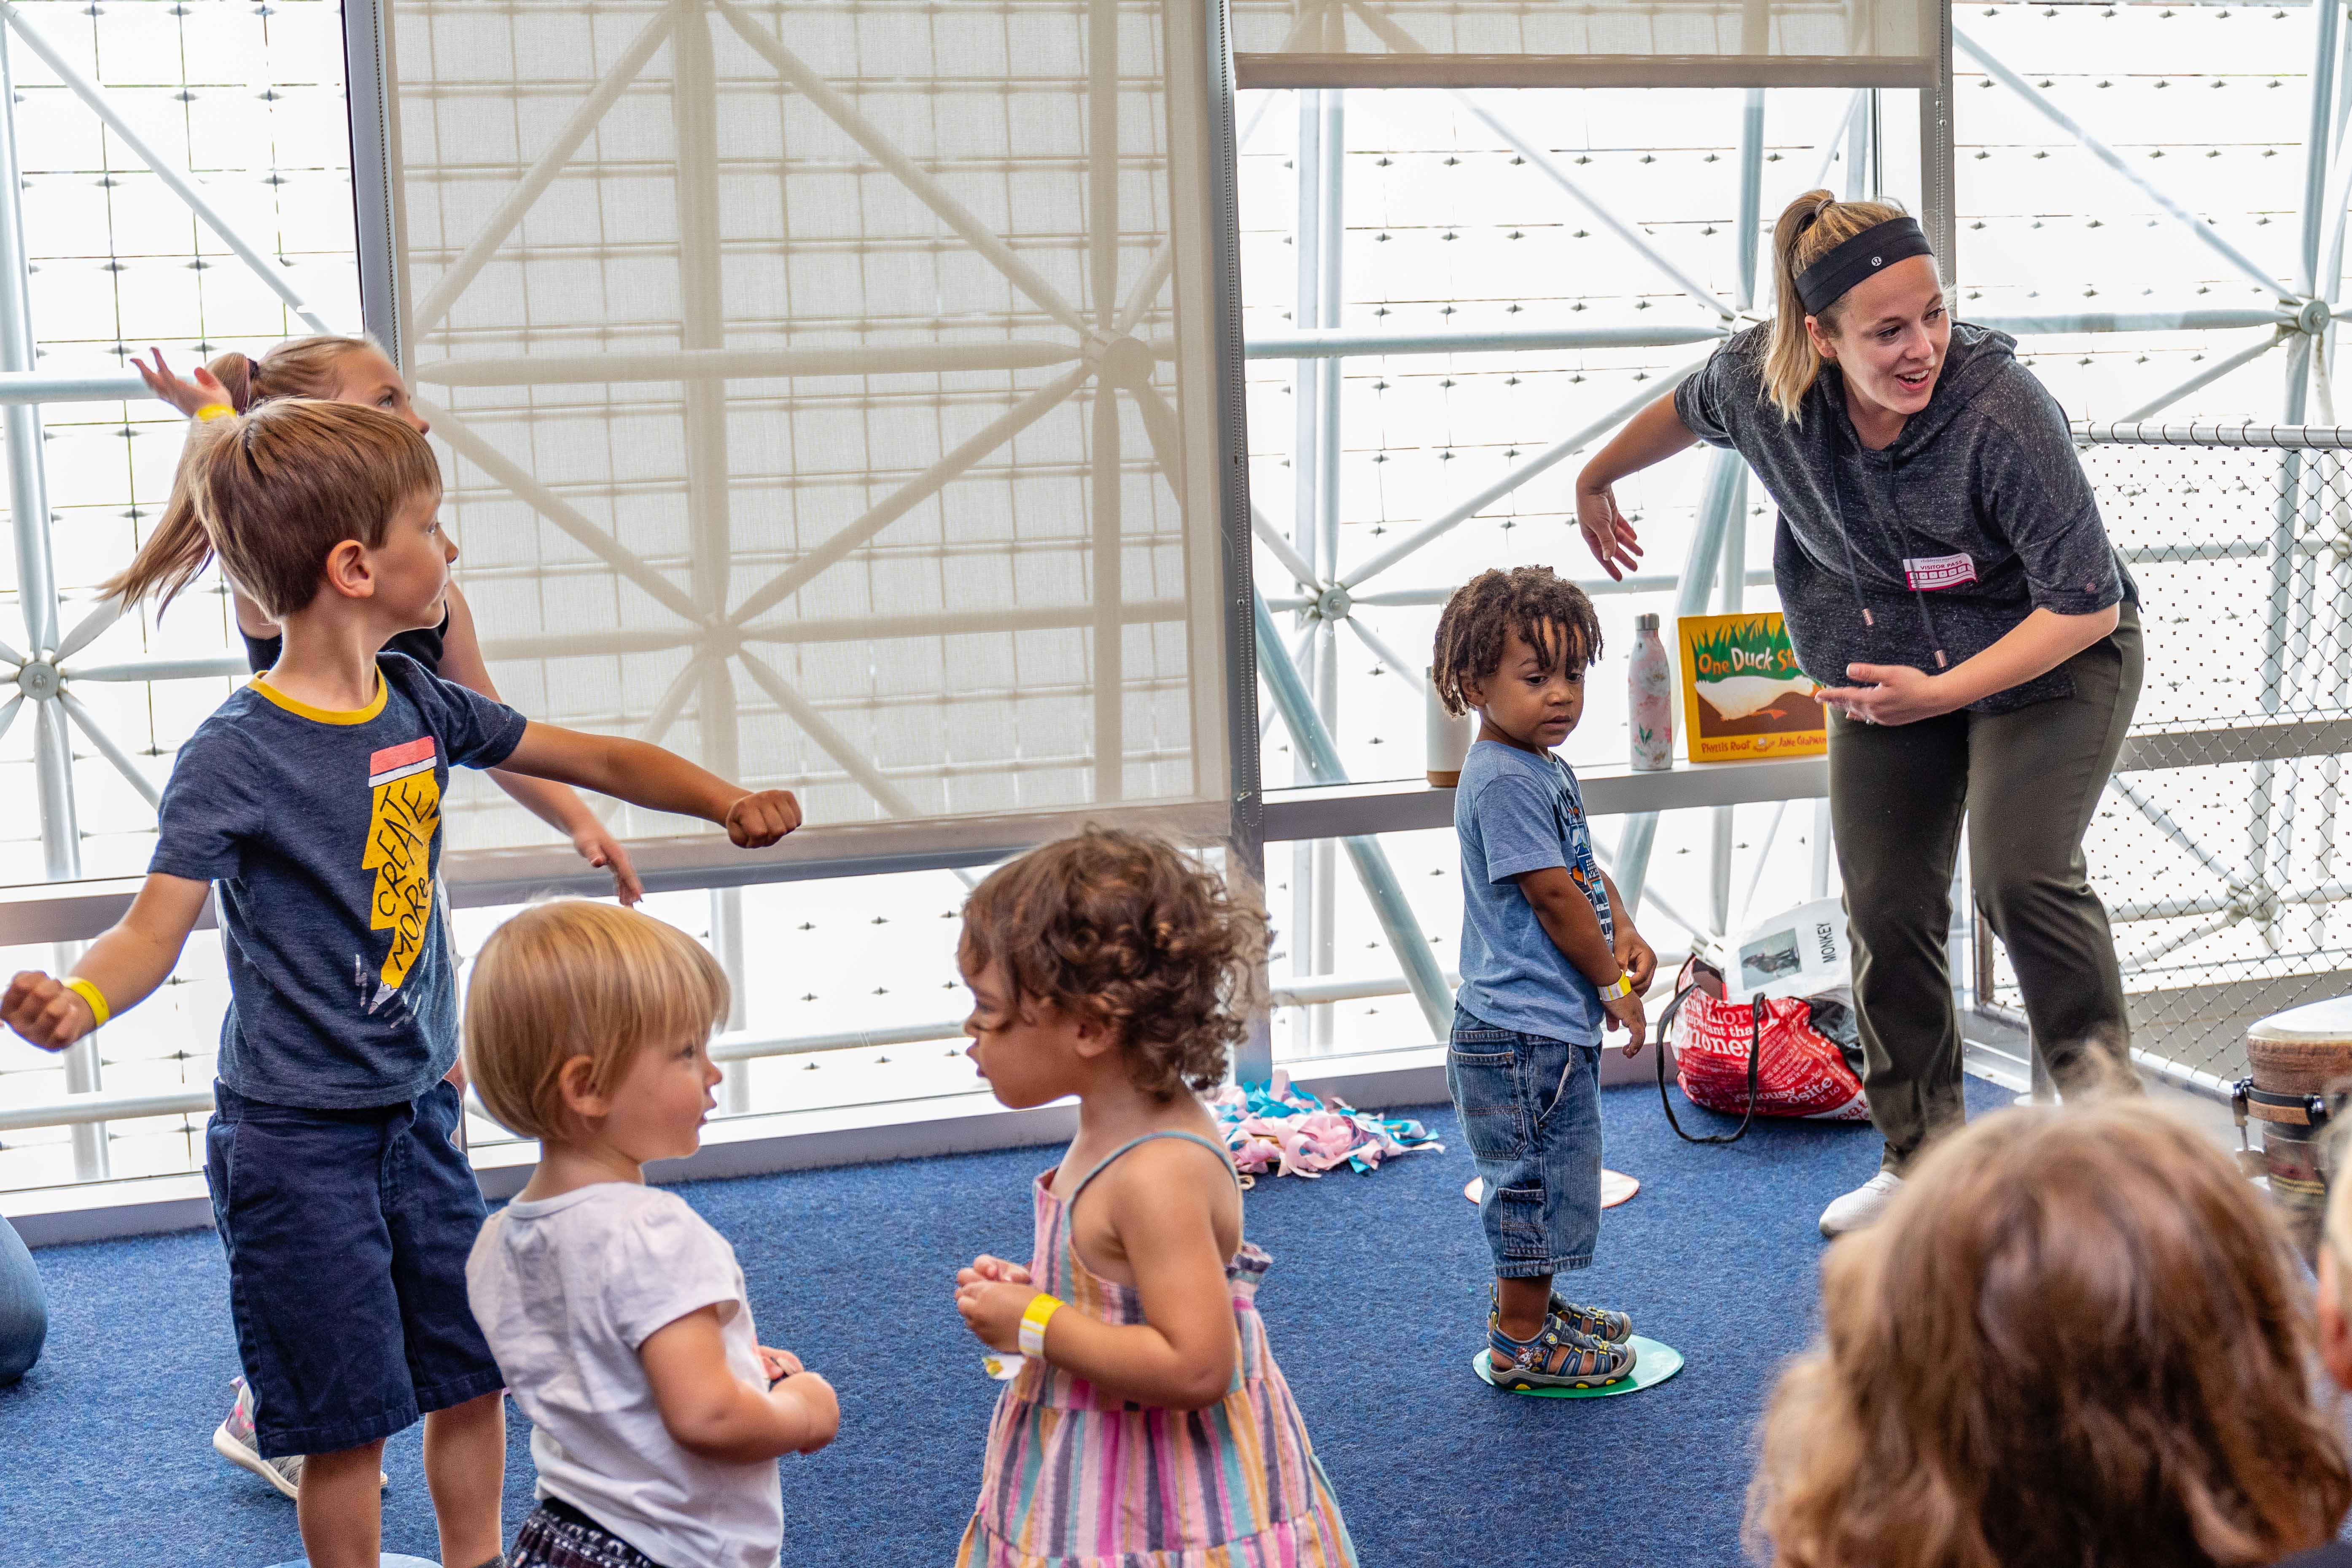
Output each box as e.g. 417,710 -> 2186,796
102,334 -> 383,613
1763,191 -> 1912,423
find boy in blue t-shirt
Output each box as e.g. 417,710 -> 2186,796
2,401 -> 801,1568
1432,565 -> 1655,1392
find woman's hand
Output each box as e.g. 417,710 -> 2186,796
132,348 -> 227,417
1816,663 -> 1961,727
571,822 -> 645,905
1574,480 -> 1644,581
955,1279 -> 1043,1355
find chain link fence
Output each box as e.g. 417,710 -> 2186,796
1980,423 -> 2352,1089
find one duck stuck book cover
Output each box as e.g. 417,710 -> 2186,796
1675,612 -> 1826,762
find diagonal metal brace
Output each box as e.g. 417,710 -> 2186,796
1254,590 -> 1453,1039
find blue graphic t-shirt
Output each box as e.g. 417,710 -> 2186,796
150,653 -> 526,1109
1454,739 -> 1615,1045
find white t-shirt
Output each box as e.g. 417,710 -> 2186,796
466,1183 -> 784,1568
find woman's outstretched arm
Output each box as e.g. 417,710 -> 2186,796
1572,391 -> 1701,579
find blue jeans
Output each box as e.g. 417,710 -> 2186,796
1446,1007 -> 1602,1278
0,1213 -> 46,1383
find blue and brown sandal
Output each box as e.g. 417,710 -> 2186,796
1548,1293 -> 1632,1345
1488,1283 -> 1633,1345
1485,1309 -> 1638,1391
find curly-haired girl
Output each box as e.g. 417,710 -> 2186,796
948,827 -> 1357,1568
1748,1098 -> 2351,1568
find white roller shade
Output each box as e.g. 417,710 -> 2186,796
382,0 -> 1234,879
1232,0 -> 1943,89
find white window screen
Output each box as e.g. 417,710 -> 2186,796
1231,0 -> 1941,89
382,0 -> 1234,876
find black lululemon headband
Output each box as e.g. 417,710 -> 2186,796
1794,216 -> 1934,316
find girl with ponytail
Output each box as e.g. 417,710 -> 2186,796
122,337 -> 642,908
1572,191 -> 2143,1240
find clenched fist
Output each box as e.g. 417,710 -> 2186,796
3,971 -> 94,1051
725,789 -> 802,848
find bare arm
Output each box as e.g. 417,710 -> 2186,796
2,873 -> 212,1049
1572,392 -> 1702,580
1599,870 -> 1657,994
1818,603 -> 2121,726
1517,866 -> 1646,1052
435,586 -> 643,902
497,722 -> 801,847
957,1145 -> 1238,1410
638,1306 -> 837,1463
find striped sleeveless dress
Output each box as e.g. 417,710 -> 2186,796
955,1130 -> 1359,1568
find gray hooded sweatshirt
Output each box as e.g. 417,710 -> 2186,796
1674,322 -> 2131,716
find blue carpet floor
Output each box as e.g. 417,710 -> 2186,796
0,1074 -> 2008,1566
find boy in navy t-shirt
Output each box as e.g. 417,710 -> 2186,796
1431,565 -> 1655,1392
2,401 -> 800,1568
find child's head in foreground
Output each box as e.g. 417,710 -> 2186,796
958,827 -> 1268,1110
1747,1098 -> 2349,1568
177,398 -> 447,626
1432,565 -> 1605,751
465,899 -> 731,1162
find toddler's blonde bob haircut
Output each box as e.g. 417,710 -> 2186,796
463,898 -> 730,1142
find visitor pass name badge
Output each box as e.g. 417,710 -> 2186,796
1901,551 -> 1977,592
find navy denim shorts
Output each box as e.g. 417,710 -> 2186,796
204,1078 -> 502,1457
1445,1006 -> 1603,1278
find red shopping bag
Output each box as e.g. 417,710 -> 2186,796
1654,957 -> 1870,1144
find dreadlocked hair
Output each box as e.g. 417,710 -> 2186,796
1431,565 -> 1604,718
960,827 -> 1270,1100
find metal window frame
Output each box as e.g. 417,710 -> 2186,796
15,0 -> 2352,1186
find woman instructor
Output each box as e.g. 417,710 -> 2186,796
1576,191 -> 2142,1237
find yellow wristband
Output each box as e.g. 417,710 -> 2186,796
1599,971 -> 1633,1000
62,977 -> 109,1028
1017,1293 -> 1063,1358
192,403 -> 234,423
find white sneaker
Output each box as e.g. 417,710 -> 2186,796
213,1376 -> 304,1499
211,1375 -> 387,1498
1819,1171 -> 1905,1238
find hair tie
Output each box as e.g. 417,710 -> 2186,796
192,403 -> 234,423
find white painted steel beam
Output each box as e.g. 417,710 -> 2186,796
714,0 -> 1089,335
412,342 -> 1083,387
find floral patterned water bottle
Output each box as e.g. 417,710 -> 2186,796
1629,612 -> 1674,771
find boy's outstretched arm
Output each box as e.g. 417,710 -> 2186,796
3,873 -> 212,1049
498,723 -> 802,847
1515,866 -> 1646,1053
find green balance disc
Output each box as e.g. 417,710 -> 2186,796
1474,1335 -> 1685,1398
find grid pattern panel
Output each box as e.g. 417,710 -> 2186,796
389,0 -> 1223,849
1230,0 -> 1936,72
0,0 -> 362,886
1986,434 -> 2352,1084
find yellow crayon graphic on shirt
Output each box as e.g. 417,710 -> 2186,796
362,737 -> 439,1013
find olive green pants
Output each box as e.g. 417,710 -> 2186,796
1827,603 -> 2143,1173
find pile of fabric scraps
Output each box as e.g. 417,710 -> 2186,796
1208,1072 -> 1444,1182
